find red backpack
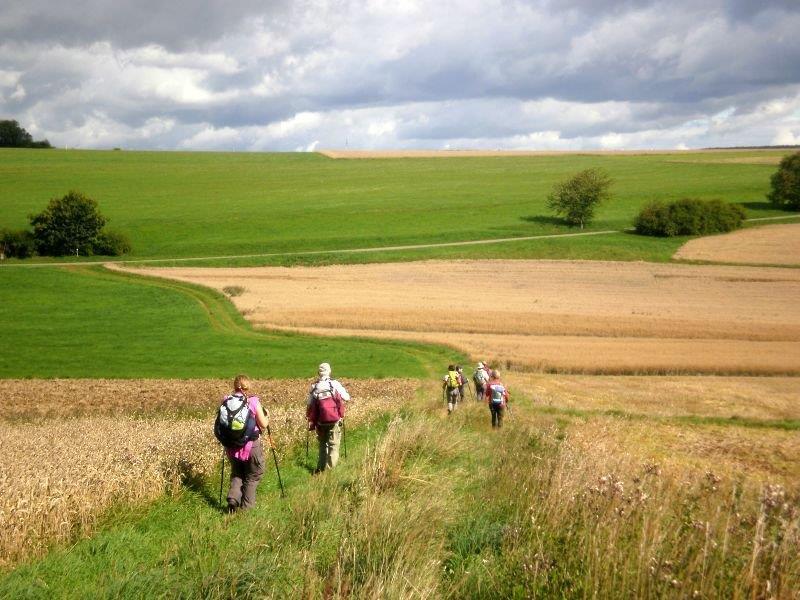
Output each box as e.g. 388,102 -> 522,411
310,380 -> 345,424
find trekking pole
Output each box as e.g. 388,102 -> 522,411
305,428 -> 309,460
467,381 -> 475,401
218,447 -> 226,509
265,424 -> 286,498
342,419 -> 347,459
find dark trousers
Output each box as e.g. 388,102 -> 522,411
227,438 -> 265,510
490,403 -> 505,428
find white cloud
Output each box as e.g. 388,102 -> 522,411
1,0 -> 799,150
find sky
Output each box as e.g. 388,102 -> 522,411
1,0 -> 799,151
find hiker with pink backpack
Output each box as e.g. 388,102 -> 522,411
214,374 -> 271,512
307,362 -> 351,473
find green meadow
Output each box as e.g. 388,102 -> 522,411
0,266 -> 454,379
1,148 -> 794,264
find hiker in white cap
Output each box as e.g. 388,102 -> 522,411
472,362 -> 490,402
307,362 -> 351,472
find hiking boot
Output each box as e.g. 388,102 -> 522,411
226,500 -> 239,514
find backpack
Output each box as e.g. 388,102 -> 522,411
446,371 -> 460,390
488,383 -> 506,405
473,368 -> 489,386
310,380 -> 344,424
214,393 -> 259,448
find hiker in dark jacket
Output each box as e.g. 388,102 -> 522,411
456,365 -> 469,401
223,375 -> 269,512
307,362 -> 350,472
483,370 -> 509,428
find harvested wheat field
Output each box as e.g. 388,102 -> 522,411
129,260 -> 800,375
0,378 -> 412,568
505,373 -> 800,421
674,222 -> 800,266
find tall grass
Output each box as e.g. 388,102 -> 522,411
1,386 -> 797,598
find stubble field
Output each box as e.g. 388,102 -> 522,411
129,258 -> 800,375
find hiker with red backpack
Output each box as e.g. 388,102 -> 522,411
214,374 -> 270,512
307,362 -> 350,473
484,369 -> 510,428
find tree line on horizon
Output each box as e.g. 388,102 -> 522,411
0,119 -> 52,149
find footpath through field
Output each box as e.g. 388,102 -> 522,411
2,215 -> 798,268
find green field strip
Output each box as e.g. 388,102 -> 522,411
1,148 -> 793,264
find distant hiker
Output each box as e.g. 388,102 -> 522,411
456,365 -> 469,401
484,369 -> 509,428
214,374 -> 269,512
442,364 -> 461,414
473,362 -> 490,401
307,362 -> 350,473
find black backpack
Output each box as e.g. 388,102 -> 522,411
214,393 -> 259,449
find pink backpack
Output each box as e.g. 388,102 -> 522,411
311,380 -> 344,424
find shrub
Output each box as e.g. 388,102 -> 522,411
634,198 -> 746,237
29,191 -> 107,256
767,151 -> 800,211
93,229 -> 132,256
547,168 -> 613,229
0,228 -> 36,259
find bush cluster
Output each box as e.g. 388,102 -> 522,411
0,229 -> 36,259
634,198 -> 746,237
92,229 -> 133,256
1,190 -> 132,259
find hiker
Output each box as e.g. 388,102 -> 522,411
456,365 -> 470,401
484,369 -> 509,428
442,364 -> 461,414
217,374 -> 269,512
307,362 -> 350,473
473,362 -> 490,401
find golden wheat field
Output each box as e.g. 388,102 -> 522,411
0,378 -> 414,569
129,260 -> 800,375
674,222 -> 800,266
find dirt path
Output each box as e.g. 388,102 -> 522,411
674,223 -> 800,266
125,259 -> 800,375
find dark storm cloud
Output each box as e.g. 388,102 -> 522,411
0,0 -> 288,50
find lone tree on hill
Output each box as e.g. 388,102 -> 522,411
547,168 -> 613,229
30,191 -> 107,256
768,151 -> 800,211
0,119 -> 52,148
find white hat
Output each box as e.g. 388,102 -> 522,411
318,362 -> 331,378
477,362 -> 484,369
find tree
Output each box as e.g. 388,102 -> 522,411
767,151 -> 800,211
546,168 -> 613,229
30,191 -> 107,256
0,119 -> 52,148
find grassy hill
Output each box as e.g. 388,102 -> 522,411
1,148 -> 794,265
